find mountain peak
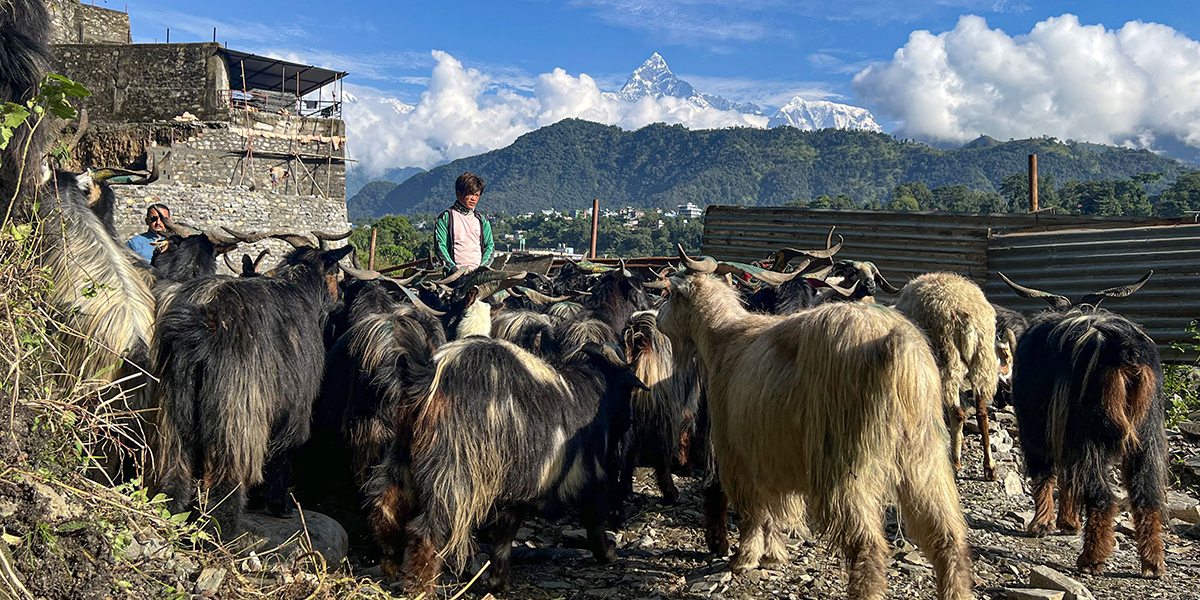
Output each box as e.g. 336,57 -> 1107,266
615,53 -> 761,115
768,97 -> 882,132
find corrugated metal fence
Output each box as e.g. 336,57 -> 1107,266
702,206 -> 1200,360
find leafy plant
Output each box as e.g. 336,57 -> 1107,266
1165,320 -> 1200,428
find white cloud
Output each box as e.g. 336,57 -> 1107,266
343,51 -> 767,177
853,14 -> 1200,152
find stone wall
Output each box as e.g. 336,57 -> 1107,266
51,43 -> 227,123
48,0 -> 131,45
113,183 -> 351,275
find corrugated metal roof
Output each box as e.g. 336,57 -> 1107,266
987,224 -> 1200,361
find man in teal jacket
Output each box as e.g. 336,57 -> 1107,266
434,172 -> 493,271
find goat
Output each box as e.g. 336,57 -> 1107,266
895,272 -> 1000,481
655,247 -> 973,600
992,304 -> 1028,409
825,260 -> 903,303
150,231 -> 353,534
368,339 -> 645,594
0,0 -> 51,218
150,219 -> 242,283
999,272 -> 1165,578
616,310 -> 702,507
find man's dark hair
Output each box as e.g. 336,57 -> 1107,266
147,203 -> 170,216
455,172 -> 485,198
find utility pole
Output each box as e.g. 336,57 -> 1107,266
589,198 -> 599,259
1028,154 -> 1039,212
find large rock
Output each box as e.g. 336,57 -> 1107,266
1007,589 -> 1065,600
1167,491 -> 1200,525
1029,565 -> 1094,600
240,510 -> 349,567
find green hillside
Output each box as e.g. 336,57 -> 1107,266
362,119 -> 1188,217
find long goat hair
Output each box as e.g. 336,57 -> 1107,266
369,338 -> 644,594
895,272 -> 1000,481
0,0 -> 51,217
151,241 -> 353,534
658,258 -> 973,600
1001,272 -> 1165,578
992,304 -> 1029,409
616,310 -> 701,507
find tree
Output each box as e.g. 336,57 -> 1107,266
891,182 -> 933,210
1154,171 -> 1200,216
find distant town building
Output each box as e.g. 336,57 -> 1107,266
677,203 -> 703,218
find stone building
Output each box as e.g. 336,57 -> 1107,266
46,0 -> 351,263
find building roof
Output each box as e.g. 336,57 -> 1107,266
220,48 -> 346,96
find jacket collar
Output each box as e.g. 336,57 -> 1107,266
450,202 -> 474,216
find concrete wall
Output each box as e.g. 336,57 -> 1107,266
49,0 -> 131,45
51,43 -> 226,123
113,183 -> 352,274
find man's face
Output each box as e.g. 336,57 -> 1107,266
459,192 -> 480,211
146,207 -> 169,234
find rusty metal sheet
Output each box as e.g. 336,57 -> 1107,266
988,224 -> 1200,361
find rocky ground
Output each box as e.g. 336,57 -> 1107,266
344,405 -> 1200,600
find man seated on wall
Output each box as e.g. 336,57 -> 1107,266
126,203 -> 171,262
434,172 -> 494,271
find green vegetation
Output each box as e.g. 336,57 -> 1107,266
1166,321 -> 1200,429
350,119 -> 1189,218
345,180 -> 398,222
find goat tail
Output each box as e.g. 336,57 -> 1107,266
1100,364 -> 1156,452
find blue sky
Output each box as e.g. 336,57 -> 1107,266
124,0 -> 1198,104
116,1 -> 1200,175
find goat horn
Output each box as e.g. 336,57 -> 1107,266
251,249 -> 270,271
162,217 -> 199,238
477,272 -> 528,300
431,268 -> 469,285
806,264 -> 834,279
644,279 -> 671,290
716,261 -> 801,287
870,264 -> 903,294
223,253 -> 241,274
395,285 -> 446,317
677,244 -> 717,274
271,233 -> 315,248
821,278 -> 859,297
311,229 -> 352,241
341,264 -> 381,280
1080,271 -> 1153,306
221,227 -> 277,243
350,250 -> 363,269
204,230 -> 239,246
516,286 -> 570,305
997,272 -> 1072,310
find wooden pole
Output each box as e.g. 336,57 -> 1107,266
213,27 -> 216,43
590,198 -> 599,259
1028,154 -> 1039,212
368,228 -> 378,270
166,28 -> 169,43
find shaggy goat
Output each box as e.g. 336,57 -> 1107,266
151,232 -> 354,534
617,310 -> 702,507
656,247 -> 973,600
895,272 -> 1000,481
1000,272 -> 1166,578
368,338 -> 645,593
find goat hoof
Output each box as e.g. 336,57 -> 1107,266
729,551 -> 758,574
707,535 -> 731,557
1141,561 -> 1165,579
983,466 -> 997,481
1076,557 -> 1105,575
1027,522 -> 1053,538
662,489 -> 680,505
1056,523 -> 1081,535
380,558 -> 404,581
594,544 -> 618,565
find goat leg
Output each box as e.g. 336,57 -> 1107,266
1124,448 -> 1166,578
258,449 -> 296,518
581,486 -> 617,564
704,479 -> 731,557
1077,503 -> 1118,574
484,508 -> 524,592
1027,474 -> 1056,537
973,391 -> 996,481
404,534 -> 441,598
947,404 -> 965,473
1055,480 -> 1081,534
654,450 -> 680,504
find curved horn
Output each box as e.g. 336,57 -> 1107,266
644,279 -> 671,290
341,264 -> 381,281
271,232 -> 315,249
432,268 -> 469,285
252,249 -> 270,272
312,229 -> 352,250
869,264 -> 903,294
223,253 -> 242,274
161,217 -> 199,238
821,278 -> 859,298
477,271 -> 529,300
997,272 -> 1072,310
394,285 -> 446,317
715,261 -> 802,287
1080,271 -> 1153,306
221,227 -> 277,243
677,244 -> 717,274
516,286 -> 572,305
204,230 -> 239,246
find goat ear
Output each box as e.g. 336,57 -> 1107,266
322,244 -> 355,266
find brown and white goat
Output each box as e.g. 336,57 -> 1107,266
657,248 -> 973,600
895,272 -> 1000,481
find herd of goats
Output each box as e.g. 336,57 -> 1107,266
0,4 -> 1172,598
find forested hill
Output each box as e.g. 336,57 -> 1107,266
363,119 -> 1188,217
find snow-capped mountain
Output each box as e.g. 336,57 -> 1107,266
342,89 -> 414,115
610,53 -> 763,115
768,97 -> 882,132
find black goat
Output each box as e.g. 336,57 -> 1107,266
368,339 -> 645,593
1000,272 -> 1166,578
0,0 -> 51,217
150,219 -> 243,283
151,232 -> 353,535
